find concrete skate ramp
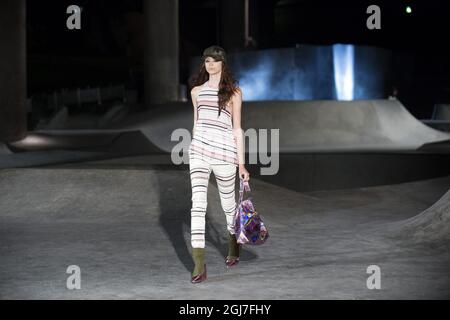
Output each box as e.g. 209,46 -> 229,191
240,99 -> 450,152
2,168 -> 450,298
116,100 -> 450,153
384,189 -> 450,246
0,142 -> 13,154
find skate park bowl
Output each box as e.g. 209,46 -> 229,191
431,103 -> 450,121
107,99 -> 450,191
3,99 -> 450,299
380,189 -> 450,246
6,99 -> 450,192
0,142 -> 13,155
421,103 -> 450,133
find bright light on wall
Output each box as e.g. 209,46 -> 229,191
333,44 -> 355,100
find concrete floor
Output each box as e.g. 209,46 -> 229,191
0,157 -> 449,299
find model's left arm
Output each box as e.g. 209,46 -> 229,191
232,88 -> 244,165
232,88 -> 250,181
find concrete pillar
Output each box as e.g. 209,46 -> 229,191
219,0 -> 245,53
0,0 -> 27,142
143,0 -> 179,107
219,0 -> 274,51
250,0 -> 277,49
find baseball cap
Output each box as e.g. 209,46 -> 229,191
202,45 -> 227,63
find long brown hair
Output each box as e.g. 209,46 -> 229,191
188,58 -> 240,117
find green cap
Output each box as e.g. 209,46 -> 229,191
202,45 -> 227,63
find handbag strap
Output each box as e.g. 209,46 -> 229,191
239,178 -> 251,203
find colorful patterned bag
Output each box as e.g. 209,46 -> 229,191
234,178 -> 269,245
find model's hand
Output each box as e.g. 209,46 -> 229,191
239,166 -> 250,182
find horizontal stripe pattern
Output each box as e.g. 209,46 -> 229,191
189,82 -> 238,166
189,156 -> 237,248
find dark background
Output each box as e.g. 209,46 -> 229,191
26,0 -> 450,118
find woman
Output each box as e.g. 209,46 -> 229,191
187,45 -> 250,284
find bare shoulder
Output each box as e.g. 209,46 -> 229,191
233,87 -> 242,97
191,86 -> 201,98
231,87 -> 242,104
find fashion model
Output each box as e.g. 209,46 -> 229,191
187,45 -> 250,284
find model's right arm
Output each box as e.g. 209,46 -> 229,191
190,86 -> 199,135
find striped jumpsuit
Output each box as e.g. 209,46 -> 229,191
188,81 -> 239,249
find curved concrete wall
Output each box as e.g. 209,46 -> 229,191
118,99 -> 450,154
432,104 -> 450,121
